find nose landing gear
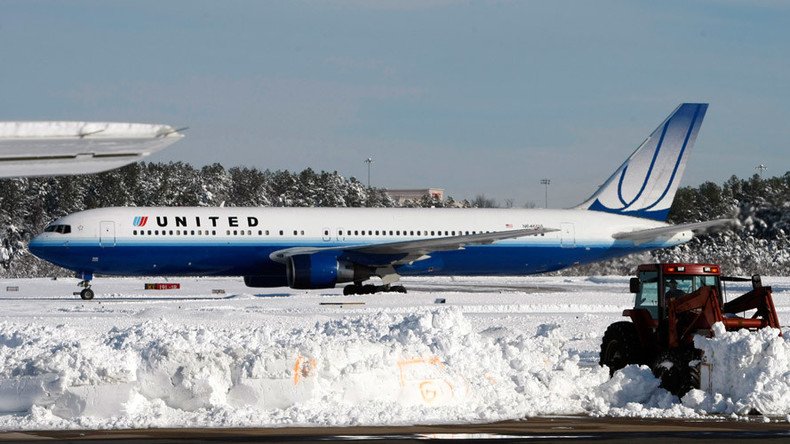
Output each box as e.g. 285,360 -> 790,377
79,287 -> 95,300
77,272 -> 95,300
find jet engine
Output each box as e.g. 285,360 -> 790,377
286,252 -> 371,289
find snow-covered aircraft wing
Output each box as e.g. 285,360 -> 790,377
270,226 -> 559,267
612,218 -> 735,245
0,121 -> 184,178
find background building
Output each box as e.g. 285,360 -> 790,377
385,188 -> 444,205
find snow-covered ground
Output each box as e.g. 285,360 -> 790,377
1,275 -> 789,429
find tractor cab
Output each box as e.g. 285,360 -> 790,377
630,263 -> 723,320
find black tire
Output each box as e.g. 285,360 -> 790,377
343,285 -> 357,296
599,321 -> 644,376
391,285 -> 407,293
80,288 -> 95,300
362,284 -> 377,294
652,348 -> 700,396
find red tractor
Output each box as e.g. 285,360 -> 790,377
599,263 -> 781,395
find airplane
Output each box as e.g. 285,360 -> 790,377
28,103 -> 732,300
0,121 -> 184,178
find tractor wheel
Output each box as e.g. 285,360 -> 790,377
652,348 -> 700,396
599,321 -> 644,376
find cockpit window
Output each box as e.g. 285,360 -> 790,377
45,224 -> 71,234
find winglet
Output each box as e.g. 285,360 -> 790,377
576,103 -> 708,221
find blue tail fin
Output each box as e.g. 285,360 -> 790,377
576,103 -> 708,221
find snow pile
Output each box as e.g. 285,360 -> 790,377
0,309 -> 638,427
1,311 -> 788,428
685,323 -> 790,415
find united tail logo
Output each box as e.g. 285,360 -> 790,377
133,216 -> 149,227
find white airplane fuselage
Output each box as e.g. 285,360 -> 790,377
29,206 -> 686,283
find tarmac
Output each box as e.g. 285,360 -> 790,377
3,416 -> 790,443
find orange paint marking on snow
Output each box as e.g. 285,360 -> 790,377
293,355 -> 317,386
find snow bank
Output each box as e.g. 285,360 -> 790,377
0,311 -> 788,429
685,323 -> 790,416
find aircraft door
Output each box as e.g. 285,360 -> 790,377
336,227 -> 346,242
99,221 -> 116,247
560,222 -> 575,248
322,227 -> 331,242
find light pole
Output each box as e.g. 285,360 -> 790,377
364,157 -> 374,188
756,164 -> 767,178
540,179 -> 551,208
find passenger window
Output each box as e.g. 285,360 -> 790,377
279,230 -> 284,235
133,230 -> 137,235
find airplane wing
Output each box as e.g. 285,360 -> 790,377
612,218 -> 735,245
270,226 -> 559,267
0,121 -> 184,178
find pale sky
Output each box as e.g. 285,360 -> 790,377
2,1 -> 788,207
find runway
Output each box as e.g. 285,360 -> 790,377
4,417 -> 790,442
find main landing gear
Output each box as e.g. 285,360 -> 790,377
77,272 -> 95,300
343,283 -> 407,295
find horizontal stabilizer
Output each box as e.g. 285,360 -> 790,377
612,218 -> 735,245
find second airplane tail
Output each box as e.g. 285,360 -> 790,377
576,103 -> 708,221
